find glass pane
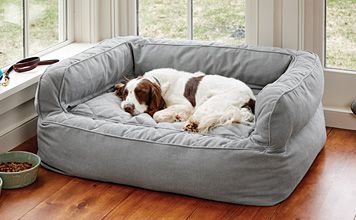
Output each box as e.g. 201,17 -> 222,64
0,0 -> 23,67
138,0 -> 187,39
29,0 -> 62,55
326,0 -> 356,70
193,0 -> 246,44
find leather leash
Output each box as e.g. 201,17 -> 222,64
1,57 -> 59,86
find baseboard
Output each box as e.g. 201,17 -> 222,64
324,107 -> 356,131
0,117 -> 37,153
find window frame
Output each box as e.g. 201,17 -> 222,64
304,0 -> 356,129
20,0 -> 74,59
305,0 -> 355,75
135,0 -> 259,45
323,0 -> 355,73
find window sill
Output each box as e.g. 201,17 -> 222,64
0,43 -> 96,101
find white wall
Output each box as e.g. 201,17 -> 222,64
0,85 -> 38,153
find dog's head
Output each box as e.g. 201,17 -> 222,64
115,78 -> 166,116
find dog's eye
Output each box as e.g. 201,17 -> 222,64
123,89 -> 128,97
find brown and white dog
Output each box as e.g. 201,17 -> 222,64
115,68 -> 256,132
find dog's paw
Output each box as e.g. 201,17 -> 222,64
175,115 -> 182,122
184,121 -> 199,132
241,108 -> 255,122
154,113 -> 185,123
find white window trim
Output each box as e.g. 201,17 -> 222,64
304,0 -> 356,130
110,0 -> 304,48
23,0 -> 29,56
19,0 -> 74,58
135,0 -> 253,42
110,0 -> 259,44
86,0 -> 268,46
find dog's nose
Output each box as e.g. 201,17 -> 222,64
124,104 -> 135,114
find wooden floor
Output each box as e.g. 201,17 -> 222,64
0,128 -> 356,220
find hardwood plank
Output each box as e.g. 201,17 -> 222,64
326,128 -> 356,152
316,152 -> 356,220
187,200 -> 278,220
20,178 -> 135,220
103,189 -> 199,220
186,200 -> 240,220
326,127 -> 333,136
270,128 -> 356,220
11,135 -> 38,153
228,205 -> 278,220
0,168 -> 72,220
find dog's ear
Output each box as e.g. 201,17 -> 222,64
114,83 -> 126,100
146,83 -> 166,117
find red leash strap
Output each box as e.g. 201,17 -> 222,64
2,57 -> 59,86
12,57 -> 59,72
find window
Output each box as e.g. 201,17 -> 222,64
137,0 -> 246,44
0,0 -> 23,66
325,0 -> 356,71
137,0 -> 188,39
0,0 -> 67,67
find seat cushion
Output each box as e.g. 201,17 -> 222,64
69,92 -> 254,149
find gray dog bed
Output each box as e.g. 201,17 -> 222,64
36,37 -> 326,206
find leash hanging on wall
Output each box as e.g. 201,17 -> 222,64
0,57 -> 59,86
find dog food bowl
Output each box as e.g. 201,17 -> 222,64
0,151 -> 41,189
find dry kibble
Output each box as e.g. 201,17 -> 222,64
0,162 -> 32,172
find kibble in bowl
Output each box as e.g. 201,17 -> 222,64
0,151 -> 41,189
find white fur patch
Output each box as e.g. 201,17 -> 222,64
122,68 -> 256,132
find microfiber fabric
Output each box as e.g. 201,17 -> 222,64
36,36 -> 326,205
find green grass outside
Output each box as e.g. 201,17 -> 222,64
192,0 -> 245,44
326,0 -> 356,70
0,0 -> 59,67
139,0 -> 245,44
0,0 -> 23,66
138,0 -> 188,39
28,0 -> 59,55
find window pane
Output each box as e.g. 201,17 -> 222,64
193,0 -> 245,44
0,0 -> 23,67
138,0 -> 187,39
326,0 -> 356,70
29,0 -> 62,55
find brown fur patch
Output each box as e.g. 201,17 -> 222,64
135,79 -> 166,116
184,121 -> 199,132
134,80 -> 151,105
184,76 -> 204,107
114,83 -> 128,100
242,98 -> 256,114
